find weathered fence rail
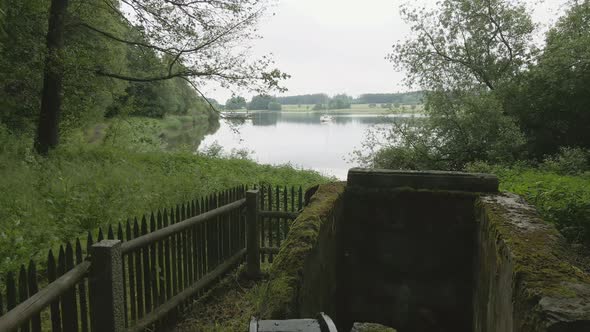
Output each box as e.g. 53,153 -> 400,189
258,185 -> 303,263
0,184 -> 303,332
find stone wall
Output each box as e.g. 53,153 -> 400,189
258,169 -> 590,332
258,182 -> 346,319
474,193 -> 590,332
336,188 -> 478,332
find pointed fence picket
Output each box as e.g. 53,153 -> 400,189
0,184 -> 305,331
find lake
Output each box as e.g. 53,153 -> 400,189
199,111 -> 420,179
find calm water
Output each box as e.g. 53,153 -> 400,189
199,111 -> 419,179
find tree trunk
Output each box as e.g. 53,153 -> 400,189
35,0 -> 68,155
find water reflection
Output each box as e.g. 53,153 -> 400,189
200,111 -> 422,179
248,111 -> 418,126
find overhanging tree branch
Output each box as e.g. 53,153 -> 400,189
79,22 -> 176,54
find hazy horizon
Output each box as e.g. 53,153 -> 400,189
203,0 -> 570,104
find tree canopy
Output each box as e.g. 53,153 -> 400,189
390,0 -> 535,92
0,0 -> 288,153
356,92 -> 423,104
359,0 -> 590,170
358,0 -> 538,170
267,101 -> 282,111
0,0 -> 223,136
504,0 -> 590,157
225,96 -> 247,110
275,94 -> 330,105
247,94 -> 276,110
328,94 -> 352,109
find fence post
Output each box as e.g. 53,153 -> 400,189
89,240 -> 125,332
246,190 -> 261,278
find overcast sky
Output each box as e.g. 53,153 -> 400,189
204,0 -> 570,103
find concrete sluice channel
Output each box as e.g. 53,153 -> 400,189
255,169 -> 590,332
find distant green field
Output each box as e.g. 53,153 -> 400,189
222,103 -> 424,114
280,103 -> 424,113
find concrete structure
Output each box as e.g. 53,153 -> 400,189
259,168 -> 590,332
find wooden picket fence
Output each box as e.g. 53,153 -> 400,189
0,185 -> 304,332
258,185 -> 304,263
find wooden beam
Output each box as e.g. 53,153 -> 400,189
0,261 -> 91,332
122,198 -> 246,254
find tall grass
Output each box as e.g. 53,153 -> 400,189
0,125 -> 329,274
467,161 -> 590,245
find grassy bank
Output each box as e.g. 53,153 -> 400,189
500,169 -> 590,244
466,163 -> 590,245
0,129 -> 330,274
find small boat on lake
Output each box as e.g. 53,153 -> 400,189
320,115 -> 334,123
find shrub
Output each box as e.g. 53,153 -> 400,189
540,147 -> 589,175
355,91 -> 526,171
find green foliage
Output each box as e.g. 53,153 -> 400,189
275,93 -> 329,105
225,96 -> 247,110
0,129 -> 329,274
375,0 -> 589,167
259,183 -> 345,319
247,94 -> 276,110
0,0 -> 214,137
390,0 -> 535,91
357,0 -> 535,171
106,41 -> 213,119
85,113 -> 218,153
466,161 -> 590,245
361,0 -> 576,171
360,91 -> 525,171
0,1 -> 5,45
0,0 -> 48,133
312,103 -> 325,111
58,8 -> 130,136
356,92 -> 423,105
327,94 -> 352,109
540,147 -> 590,175
267,101 -> 282,111
503,1 -> 590,157
277,92 -> 423,105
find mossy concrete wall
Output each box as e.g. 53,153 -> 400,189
475,193 -> 590,332
258,182 -> 346,320
259,169 -> 590,332
336,187 -> 478,331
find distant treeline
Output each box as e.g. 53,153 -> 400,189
275,94 -> 330,105
227,93 -> 354,111
356,92 -> 424,105
225,91 -> 423,111
273,91 -> 423,105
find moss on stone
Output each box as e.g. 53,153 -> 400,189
258,182 -> 346,319
478,194 -> 590,329
350,322 -> 398,332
